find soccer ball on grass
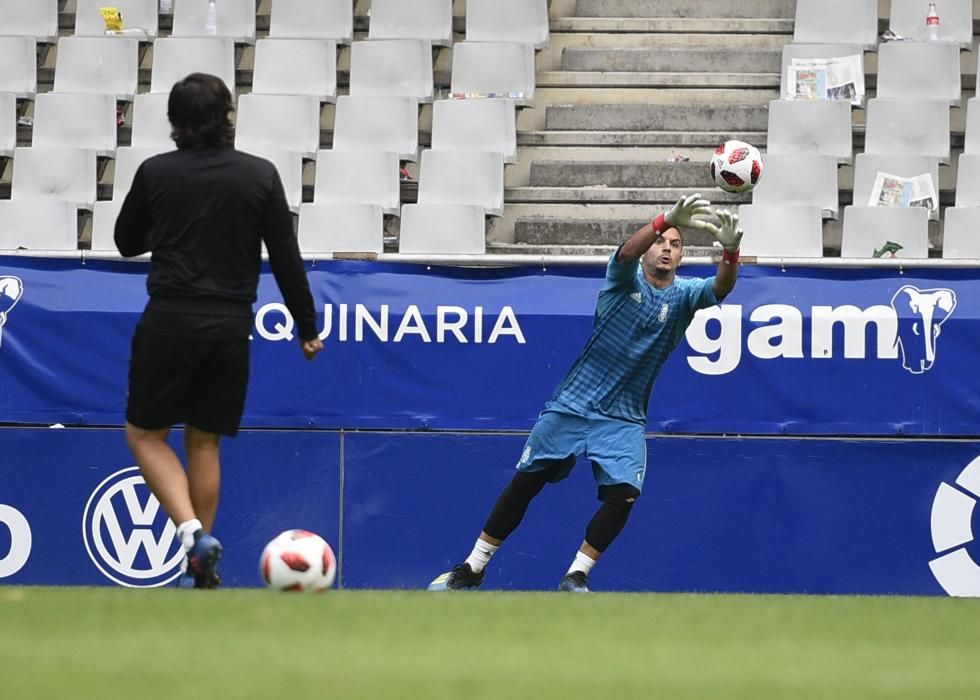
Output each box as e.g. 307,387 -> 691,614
710,140 -> 763,194
260,529 -> 337,592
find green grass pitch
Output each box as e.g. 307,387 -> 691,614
2,587 -> 979,699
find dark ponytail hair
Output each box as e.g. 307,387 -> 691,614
167,72 -> 235,149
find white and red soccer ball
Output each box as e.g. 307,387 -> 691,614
260,529 -> 337,592
710,140 -> 763,194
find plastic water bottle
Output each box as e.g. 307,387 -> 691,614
204,0 -> 218,35
159,0 -> 173,14
926,2 -> 940,41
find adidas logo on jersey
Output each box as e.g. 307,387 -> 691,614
630,292 -> 642,303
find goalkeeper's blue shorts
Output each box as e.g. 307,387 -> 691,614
515,407 -> 647,490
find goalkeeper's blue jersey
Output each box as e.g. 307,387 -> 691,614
548,251 -> 720,425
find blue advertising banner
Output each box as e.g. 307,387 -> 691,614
0,256 -> 977,435
0,428 -> 340,588
4,427 -> 980,596
343,433 -> 980,596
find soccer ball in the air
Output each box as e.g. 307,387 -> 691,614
260,529 -> 337,591
710,140 -> 763,194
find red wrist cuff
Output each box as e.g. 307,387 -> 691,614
651,213 -> 669,233
722,248 -> 740,265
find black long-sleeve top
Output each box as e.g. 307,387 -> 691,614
114,146 -> 318,341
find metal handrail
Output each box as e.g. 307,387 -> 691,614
2,250 -> 979,270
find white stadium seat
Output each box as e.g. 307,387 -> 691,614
130,93 -> 173,149
53,37 -> 140,101
11,147 -> 98,210
889,0 -> 973,48
368,0 -> 453,47
0,0 -> 58,43
0,200 -> 77,251
399,203 -> 486,254
235,146 -> 305,213
269,0 -> 353,42
767,99 -> 853,163
32,93 -> 117,157
450,42 -> 536,107
74,0 -> 159,40
150,38 -> 236,97
298,202 -> 384,254
942,207 -> 980,258
314,150 -> 401,216
864,98 -> 950,163
0,36 -> 38,99
348,39 -> 434,103
90,200 -> 124,252
172,0 -> 257,44
793,0 -> 878,49
780,44 -> 864,103
417,150 -> 505,217
966,98 -> 980,154
954,153 -> 980,207
876,42 -> 961,106
332,95 -> 420,162
841,206 -> 930,258
0,92 -> 16,158
737,205 -> 824,257
852,153 -> 940,221
112,146 -> 171,201
252,39 -> 338,102
234,94 -> 322,159
751,154 -> 839,219
431,98 -> 517,164
466,0 -> 550,49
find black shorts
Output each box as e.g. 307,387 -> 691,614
126,322 -> 250,437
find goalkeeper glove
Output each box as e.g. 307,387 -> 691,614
653,194 -> 718,234
712,209 -> 743,252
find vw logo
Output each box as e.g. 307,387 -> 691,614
82,467 -> 183,587
929,455 -> 980,596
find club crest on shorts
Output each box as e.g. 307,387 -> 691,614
0,276 -> 24,349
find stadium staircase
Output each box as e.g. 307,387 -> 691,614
505,0 -> 974,257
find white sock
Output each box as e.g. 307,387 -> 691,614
176,519 -> 203,553
566,551 -> 597,577
464,538 -> 499,573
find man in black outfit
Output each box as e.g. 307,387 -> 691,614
115,73 -> 323,588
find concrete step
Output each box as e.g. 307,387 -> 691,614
530,160 -> 709,188
546,103 -> 770,131
575,0 -> 797,19
551,17 -> 794,33
519,130 -> 769,148
538,30 -> 792,71
537,71 -> 780,88
506,186 -> 750,207
544,31 -> 793,52
513,213 -> 722,247
524,89 -> 778,130
511,146 -> 711,186
560,47 -> 784,73
488,241 -> 720,258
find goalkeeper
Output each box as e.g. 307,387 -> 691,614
429,195 -> 743,592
